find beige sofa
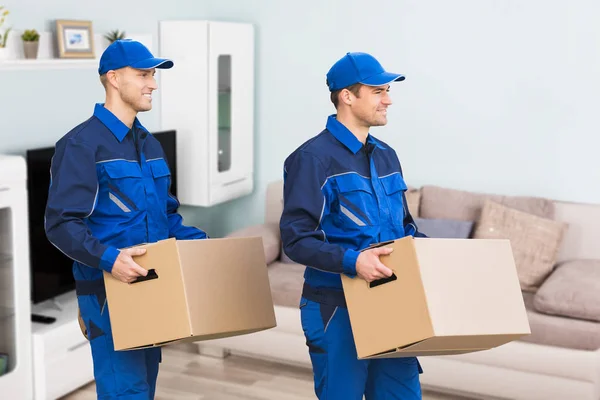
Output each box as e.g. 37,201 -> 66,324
198,180 -> 600,400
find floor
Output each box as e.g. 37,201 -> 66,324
61,344 -> 471,400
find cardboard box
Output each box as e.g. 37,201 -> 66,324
103,237 -> 277,351
341,237 -> 531,359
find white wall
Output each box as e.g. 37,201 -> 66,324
204,0 -> 600,238
1,0 -> 599,237
388,0 -> 600,202
234,0 -> 600,204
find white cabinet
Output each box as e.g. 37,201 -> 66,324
0,155 -> 32,400
31,291 -> 94,400
0,156 -> 92,400
159,20 -> 255,207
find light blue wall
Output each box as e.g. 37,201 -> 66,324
2,0 -> 599,238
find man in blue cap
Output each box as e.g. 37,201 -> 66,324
280,52 -> 427,399
45,39 -> 207,399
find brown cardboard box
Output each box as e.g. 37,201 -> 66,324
103,237 -> 277,351
341,237 -> 531,359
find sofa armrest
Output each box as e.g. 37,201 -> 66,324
226,223 -> 281,264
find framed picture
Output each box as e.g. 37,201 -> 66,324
56,19 -> 95,58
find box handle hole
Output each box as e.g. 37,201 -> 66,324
369,272 -> 397,288
130,269 -> 159,284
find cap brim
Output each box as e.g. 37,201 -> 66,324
360,72 -> 405,86
130,58 -> 174,70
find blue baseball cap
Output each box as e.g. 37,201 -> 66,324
98,39 -> 174,75
326,52 -> 405,92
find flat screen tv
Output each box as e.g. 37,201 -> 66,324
26,130 -> 177,304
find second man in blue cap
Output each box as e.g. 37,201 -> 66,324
280,52 -> 426,399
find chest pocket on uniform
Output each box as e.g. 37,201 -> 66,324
103,162 -> 142,213
379,173 -> 408,226
335,174 -> 376,227
148,158 -> 172,203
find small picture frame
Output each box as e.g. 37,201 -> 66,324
56,19 -> 95,59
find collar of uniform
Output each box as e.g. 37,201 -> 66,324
326,114 -> 386,154
326,114 -> 363,154
93,103 -> 148,142
366,134 -> 386,150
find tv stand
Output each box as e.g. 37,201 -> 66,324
31,290 -> 94,399
50,297 -> 64,312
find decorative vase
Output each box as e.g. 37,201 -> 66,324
23,41 -> 39,59
0,47 -> 7,61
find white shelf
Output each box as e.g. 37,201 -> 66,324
0,31 -> 152,72
0,59 -> 97,71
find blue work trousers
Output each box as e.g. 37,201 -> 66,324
300,297 -> 422,399
78,288 -> 161,399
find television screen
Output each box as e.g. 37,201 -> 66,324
26,130 -> 177,304
153,130 -> 177,197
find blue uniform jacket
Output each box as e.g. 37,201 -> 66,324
45,104 -> 207,282
280,115 -> 425,290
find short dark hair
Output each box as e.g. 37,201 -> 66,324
99,73 -> 108,89
326,80 -> 362,108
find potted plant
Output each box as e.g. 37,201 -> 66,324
0,6 -> 11,60
21,29 -> 39,59
104,29 -> 126,44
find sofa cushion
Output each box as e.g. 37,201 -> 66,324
280,244 -> 295,264
533,260 -> 600,322
405,187 -> 421,218
226,223 -> 281,264
473,200 -> 567,292
267,261 -> 305,308
419,185 -> 555,222
414,218 -> 473,238
521,292 -> 600,351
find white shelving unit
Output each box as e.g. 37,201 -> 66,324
0,155 -> 32,399
159,20 -> 255,207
